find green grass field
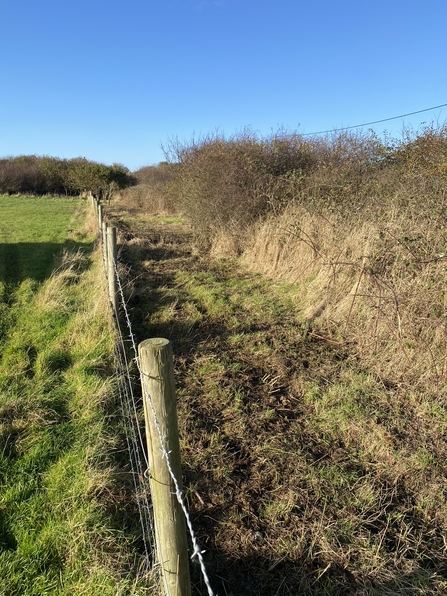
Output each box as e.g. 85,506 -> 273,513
0,196 -> 151,595
0,195 -> 92,284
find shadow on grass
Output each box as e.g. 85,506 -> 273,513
0,239 -> 93,285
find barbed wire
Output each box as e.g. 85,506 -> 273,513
113,298 -> 149,470
100,231 -> 156,570
114,342 -> 155,567
140,372 -> 215,596
101,228 -> 149,470
109,240 -> 216,596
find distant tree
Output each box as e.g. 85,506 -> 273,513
106,163 -> 137,202
0,155 -> 136,198
0,155 -> 44,194
37,157 -> 70,194
127,162 -> 179,212
65,159 -> 135,201
0,157 -> 21,194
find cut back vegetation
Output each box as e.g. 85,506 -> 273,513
0,196 -> 151,595
114,124 -> 447,594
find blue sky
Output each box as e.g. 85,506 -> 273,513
1,0 -> 446,171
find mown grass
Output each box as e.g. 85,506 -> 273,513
109,204 -> 447,595
0,198 -> 152,595
0,195 -> 92,284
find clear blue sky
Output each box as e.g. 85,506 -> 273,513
1,0 -> 446,171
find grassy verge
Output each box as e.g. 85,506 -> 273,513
0,197 -> 151,595
108,203 -> 447,596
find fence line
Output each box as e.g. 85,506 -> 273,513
103,230 -> 156,572
112,254 -> 215,596
97,212 -> 155,572
114,341 -> 155,566
98,205 -> 215,596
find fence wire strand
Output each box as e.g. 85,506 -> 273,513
101,227 -> 156,572
114,343 -> 155,567
102,223 -> 215,596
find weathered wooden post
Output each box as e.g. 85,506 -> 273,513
138,338 -> 191,596
106,226 -> 118,313
92,194 -> 98,216
98,203 -> 103,232
102,221 -> 108,270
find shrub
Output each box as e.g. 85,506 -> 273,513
162,129 -> 322,242
0,155 -> 136,199
240,125 -> 447,392
122,162 -> 179,213
161,129 -> 396,245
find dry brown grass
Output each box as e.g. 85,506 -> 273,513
240,200 -> 447,393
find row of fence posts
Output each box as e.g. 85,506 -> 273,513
92,196 -> 193,596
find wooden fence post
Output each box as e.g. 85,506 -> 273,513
106,226 -> 118,313
138,338 -> 191,596
98,203 -> 103,232
102,221 -> 108,270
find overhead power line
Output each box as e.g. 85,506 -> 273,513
303,102 -> 447,136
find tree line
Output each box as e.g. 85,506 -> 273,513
0,155 -> 136,200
